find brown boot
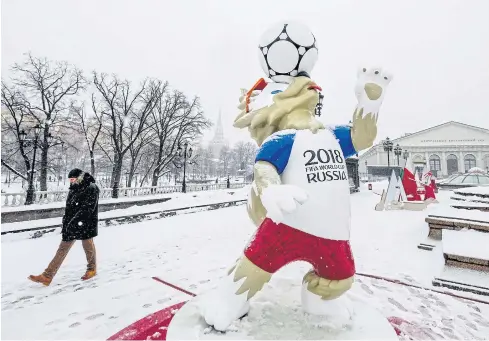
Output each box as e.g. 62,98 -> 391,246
28,274 -> 52,286
81,270 -> 96,281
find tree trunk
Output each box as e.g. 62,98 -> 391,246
111,155 -> 123,198
151,146 -> 164,187
127,156 -> 137,187
90,150 -> 95,176
39,142 -> 49,192
151,167 -> 159,187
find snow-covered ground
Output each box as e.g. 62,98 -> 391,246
2,183 -> 489,339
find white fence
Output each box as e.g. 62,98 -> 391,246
1,182 -> 249,207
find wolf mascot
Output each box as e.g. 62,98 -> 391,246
198,69 -> 392,331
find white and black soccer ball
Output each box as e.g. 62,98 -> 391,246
258,21 -> 318,83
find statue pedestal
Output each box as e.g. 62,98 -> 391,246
167,279 -> 398,340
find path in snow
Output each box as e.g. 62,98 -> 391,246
2,184 -> 489,339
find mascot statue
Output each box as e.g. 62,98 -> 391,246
164,21 -> 396,340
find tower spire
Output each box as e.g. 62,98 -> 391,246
214,109 -> 224,140
210,108 -> 225,158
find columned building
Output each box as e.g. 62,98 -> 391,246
359,121 -> 489,178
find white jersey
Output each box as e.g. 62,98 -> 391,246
255,128 -> 356,240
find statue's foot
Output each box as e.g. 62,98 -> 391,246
198,278 -> 250,332
301,282 -> 353,325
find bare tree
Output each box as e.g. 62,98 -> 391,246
92,72 -> 161,197
233,141 -> 257,172
72,95 -> 104,175
6,53 -> 87,191
1,83 -> 33,178
149,88 -> 211,186
219,145 -> 232,177
126,129 -> 157,187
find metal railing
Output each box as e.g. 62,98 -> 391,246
1,182 -> 250,207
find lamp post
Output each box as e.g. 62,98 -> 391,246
177,141 -> 193,193
382,137 -> 394,168
365,160 -> 368,177
394,144 -> 402,166
403,150 -> 409,165
20,124 -> 43,205
315,92 -> 324,117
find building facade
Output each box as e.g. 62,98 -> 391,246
359,121 -> 489,178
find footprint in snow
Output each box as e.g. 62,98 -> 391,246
157,298 -> 171,304
360,283 -> 373,295
421,298 -> 433,308
435,299 -> 448,309
143,304 -> 152,308
199,279 -> 210,284
418,305 -> 432,318
406,286 -> 420,295
46,318 -> 65,326
69,322 -> 81,328
86,313 -> 104,320
19,295 -> 34,301
441,328 -> 458,339
441,318 -> 454,328
471,305 -> 481,313
475,318 -> 489,328
371,282 -> 392,292
387,298 -> 408,312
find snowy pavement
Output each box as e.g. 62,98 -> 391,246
2,183 -> 489,339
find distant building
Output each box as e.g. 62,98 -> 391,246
209,110 -> 226,158
359,121 -> 489,178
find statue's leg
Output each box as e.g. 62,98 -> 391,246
200,218 -> 297,331
300,239 -> 355,318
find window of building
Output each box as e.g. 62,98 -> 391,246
464,154 -> 476,172
446,154 -> 458,176
429,154 -> 441,177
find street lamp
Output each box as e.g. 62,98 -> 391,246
315,92 -> 324,117
177,141 -> 193,193
394,144 -> 402,166
20,124 -> 43,205
382,137 -> 394,168
403,150 -> 409,160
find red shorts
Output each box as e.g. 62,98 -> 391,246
244,218 -> 355,280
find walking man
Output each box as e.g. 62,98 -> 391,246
29,168 -> 100,286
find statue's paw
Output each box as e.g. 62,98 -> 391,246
354,67 -> 392,112
261,184 -> 309,224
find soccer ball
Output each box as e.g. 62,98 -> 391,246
258,21 -> 318,83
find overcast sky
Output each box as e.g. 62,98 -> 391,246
2,0 -> 489,146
